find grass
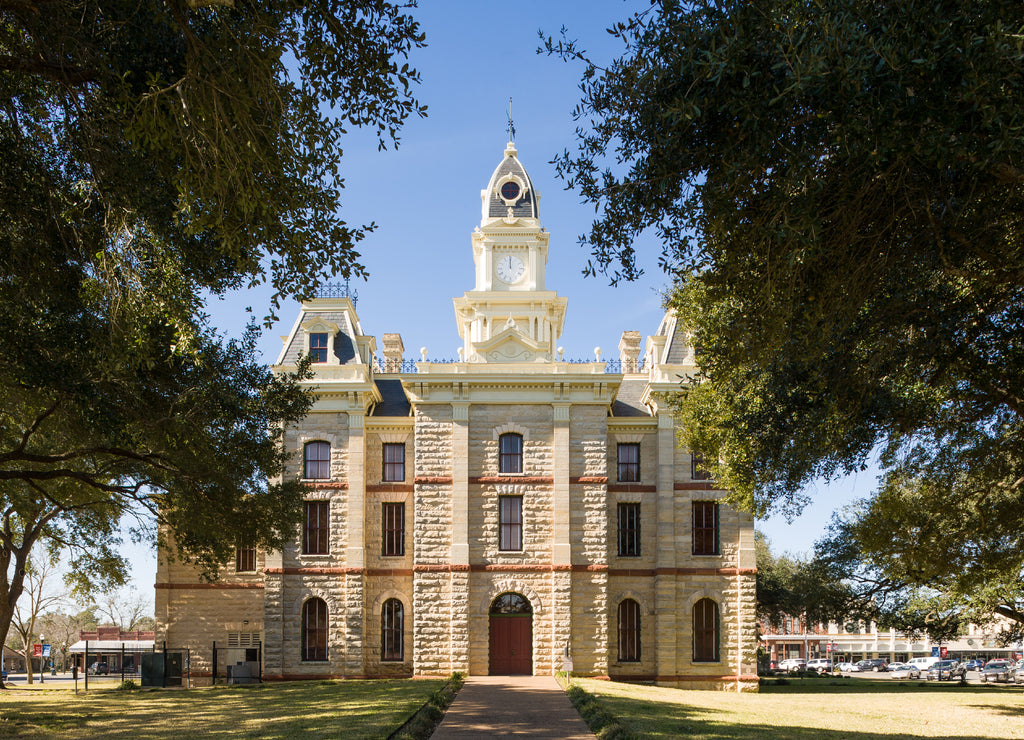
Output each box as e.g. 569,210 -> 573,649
570,676 -> 1024,739
0,678 -> 448,739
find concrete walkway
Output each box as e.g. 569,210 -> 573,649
431,675 -> 594,739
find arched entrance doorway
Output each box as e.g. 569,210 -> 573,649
489,592 -> 533,675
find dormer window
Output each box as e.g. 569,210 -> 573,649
300,318 -> 340,365
309,333 -> 328,363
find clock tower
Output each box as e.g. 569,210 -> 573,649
453,142 -> 568,362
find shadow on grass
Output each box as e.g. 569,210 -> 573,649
0,679 -> 446,739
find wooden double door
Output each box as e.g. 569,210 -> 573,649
489,615 -> 532,675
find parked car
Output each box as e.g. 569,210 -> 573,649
980,660 -> 1014,683
890,663 -> 922,680
805,659 -> 832,674
908,656 -> 941,672
925,660 -> 965,681
884,662 -> 908,671
1012,659 -> 1024,684
87,661 -> 108,676
778,658 -> 806,673
964,659 -> 985,671
1,669 -> 6,683
856,658 -> 888,672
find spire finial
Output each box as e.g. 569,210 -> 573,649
506,97 -> 516,143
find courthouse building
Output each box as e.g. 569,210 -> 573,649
155,142 -> 758,690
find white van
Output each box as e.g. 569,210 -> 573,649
908,656 -> 941,671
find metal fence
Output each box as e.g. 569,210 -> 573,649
212,640 -> 262,685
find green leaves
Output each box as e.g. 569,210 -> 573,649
556,0 -> 1024,630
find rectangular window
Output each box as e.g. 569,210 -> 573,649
499,496 -> 523,551
616,443 -> 640,482
382,502 -> 405,557
499,433 -> 523,474
617,503 -> 641,557
382,443 -> 405,482
235,545 -> 256,573
692,501 -> 719,555
691,452 -> 712,481
309,332 -> 328,363
303,500 -> 329,555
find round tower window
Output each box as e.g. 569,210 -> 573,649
500,181 -> 521,201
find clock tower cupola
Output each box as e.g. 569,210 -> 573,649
453,142 -> 567,362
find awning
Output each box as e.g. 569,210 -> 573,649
67,640 -> 153,653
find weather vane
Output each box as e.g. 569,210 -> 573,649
506,97 -> 516,142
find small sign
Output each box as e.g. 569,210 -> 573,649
931,646 -> 940,657
32,644 -> 41,657
940,646 -> 947,659
41,644 -> 51,658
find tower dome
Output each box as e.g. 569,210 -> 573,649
480,142 -> 539,223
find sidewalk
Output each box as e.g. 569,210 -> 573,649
431,675 -> 594,739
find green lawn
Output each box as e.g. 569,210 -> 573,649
572,676 -> 1024,739
0,679 -> 446,738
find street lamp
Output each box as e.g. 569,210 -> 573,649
62,643 -> 67,673
38,633 -> 43,684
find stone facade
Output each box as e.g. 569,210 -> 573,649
155,142 -> 758,691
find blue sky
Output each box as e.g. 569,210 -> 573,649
124,1 -> 875,593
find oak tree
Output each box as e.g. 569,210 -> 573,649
0,0 -> 426,671
550,0 -> 1024,628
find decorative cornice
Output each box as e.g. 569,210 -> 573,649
303,481 -> 349,490
570,476 -> 608,484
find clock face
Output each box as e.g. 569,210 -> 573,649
500,181 -> 521,201
496,254 -> 525,283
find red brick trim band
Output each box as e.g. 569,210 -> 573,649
606,484 -> 657,493
570,476 -> 608,484
469,476 -> 554,484
673,482 -> 723,491
261,564 -> 757,577
366,484 -> 415,493
608,567 -> 758,576
414,476 -> 453,484
154,582 -> 265,589
264,567 -> 362,575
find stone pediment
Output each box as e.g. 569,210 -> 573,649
470,326 -> 549,363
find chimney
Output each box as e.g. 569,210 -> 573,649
618,331 -> 642,373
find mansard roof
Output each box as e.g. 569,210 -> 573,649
481,142 -> 539,222
279,309 -> 359,365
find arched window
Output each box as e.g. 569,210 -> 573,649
381,599 -> 404,661
499,433 -> 523,474
304,441 -> 330,480
617,599 -> 641,662
693,598 -> 720,663
302,597 -> 328,661
490,592 -> 533,614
